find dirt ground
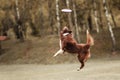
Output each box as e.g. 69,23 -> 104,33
0,59 -> 120,80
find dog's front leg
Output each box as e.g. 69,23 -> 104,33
53,49 -> 64,57
53,39 -> 64,57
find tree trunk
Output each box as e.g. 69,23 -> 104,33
72,0 -> 80,43
93,0 -> 99,33
56,0 -> 60,35
66,0 -> 73,30
103,0 -> 116,53
48,1 -> 54,34
108,0 -> 117,28
15,0 -> 20,20
84,0 -> 93,31
38,8 -> 43,36
98,0 -> 104,29
15,0 -> 24,41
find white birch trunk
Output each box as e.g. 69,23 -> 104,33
56,0 -> 60,35
15,0 -> 25,41
93,0 -> 99,33
15,0 -> 20,20
66,0 -> 73,29
103,0 -> 116,52
98,0 -> 103,29
56,0 -> 62,54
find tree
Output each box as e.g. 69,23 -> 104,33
66,0 -> 73,30
93,0 -> 100,33
48,0 -> 55,34
56,0 -> 61,35
108,0 -> 117,28
72,0 -> 80,42
103,0 -> 116,53
14,0 -> 25,41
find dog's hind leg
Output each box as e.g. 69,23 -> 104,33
77,54 -> 85,71
80,60 -> 84,69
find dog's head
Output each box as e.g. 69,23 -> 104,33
62,26 -> 72,34
62,27 -> 72,36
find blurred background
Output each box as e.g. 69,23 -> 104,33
0,0 -> 120,64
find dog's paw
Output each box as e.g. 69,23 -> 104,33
77,68 -> 80,71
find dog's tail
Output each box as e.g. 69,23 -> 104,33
86,30 -> 94,46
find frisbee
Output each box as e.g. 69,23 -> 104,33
61,9 -> 72,12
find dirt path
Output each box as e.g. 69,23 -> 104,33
0,60 -> 120,80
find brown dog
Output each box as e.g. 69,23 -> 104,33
54,27 -> 94,70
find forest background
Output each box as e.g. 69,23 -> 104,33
0,0 -> 120,64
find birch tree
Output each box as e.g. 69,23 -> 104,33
98,0 -> 104,29
103,0 -> 116,53
15,0 -> 20,20
66,0 -> 73,30
93,0 -> 99,33
56,0 -> 60,35
15,0 -> 24,41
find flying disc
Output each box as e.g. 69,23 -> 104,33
61,9 -> 72,12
